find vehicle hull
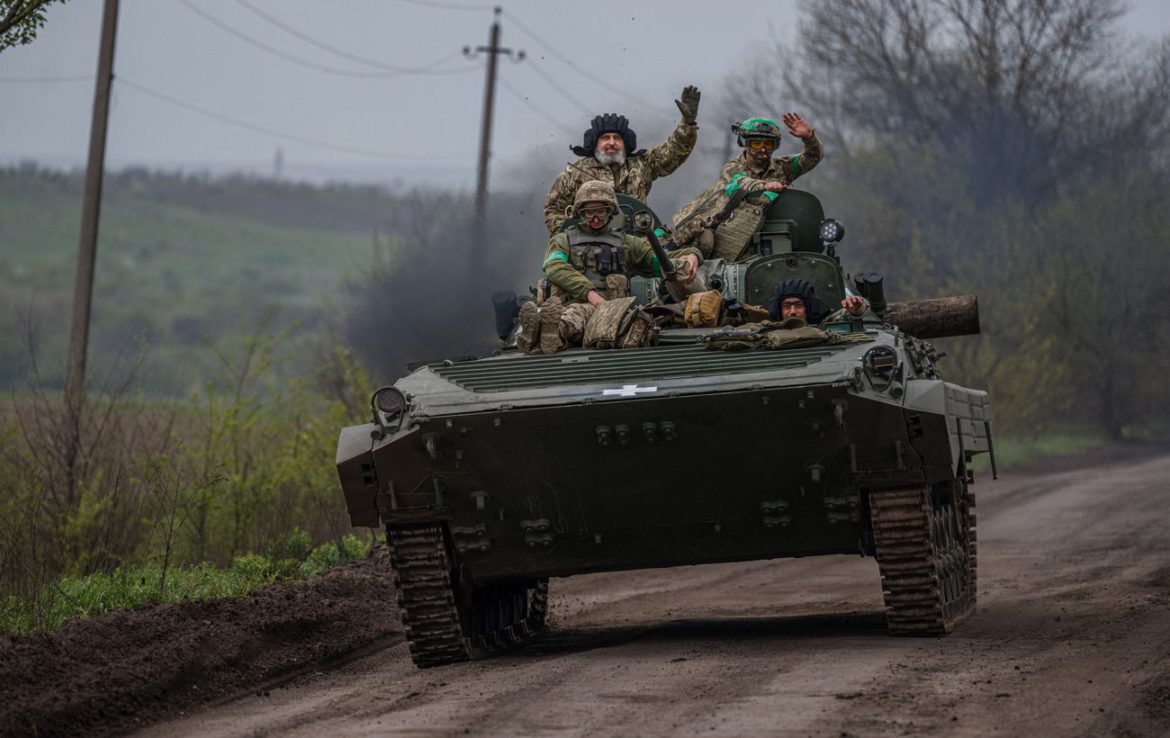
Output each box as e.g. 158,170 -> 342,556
338,341 -> 989,583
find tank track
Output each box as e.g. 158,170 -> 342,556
869,482 -> 976,635
386,524 -> 548,668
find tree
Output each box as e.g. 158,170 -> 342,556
728,0 -> 1170,205
724,0 -> 1170,437
0,0 -> 66,52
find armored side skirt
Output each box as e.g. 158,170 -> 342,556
339,381 -> 979,582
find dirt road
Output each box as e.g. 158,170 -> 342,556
132,450 -> 1170,738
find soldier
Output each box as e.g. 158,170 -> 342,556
542,85 -> 702,236
672,113 -> 823,256
767,277 -> 867,325
519,181 -> 703,354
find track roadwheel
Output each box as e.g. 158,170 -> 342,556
386,524 -> 548,668
869,480 -> 976,635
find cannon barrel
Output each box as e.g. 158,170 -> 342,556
884,295 -> 980,339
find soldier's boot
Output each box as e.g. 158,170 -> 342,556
517,301 -> 541,354
538,303 -> 568,354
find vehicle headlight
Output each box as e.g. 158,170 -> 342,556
818,218 -> 845,243
863,346 -> 898,374
371,386 -> 407,419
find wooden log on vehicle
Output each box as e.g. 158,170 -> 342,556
884,295 -> 980,339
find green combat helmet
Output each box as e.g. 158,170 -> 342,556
572,180 -> 619,215
732,116 -> 783,147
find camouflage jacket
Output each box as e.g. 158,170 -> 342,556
671,133 -> 823,250
543,120 -> 698,235
543,224 -> 701,304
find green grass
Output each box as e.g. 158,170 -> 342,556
972,418 -> 1169,472
0,169 -> 387,395
971,428 -> 1110,471
0,533 -> 371,635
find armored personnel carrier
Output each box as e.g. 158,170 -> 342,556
336,190 -> 994,668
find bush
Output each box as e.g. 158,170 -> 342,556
300,534 -> 370,578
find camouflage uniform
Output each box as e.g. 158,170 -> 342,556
672,133 -> 823,253
525,229 -> 703,354
519,180 -> 703,354
543,119 -> 698,235
542,223 -> 701,304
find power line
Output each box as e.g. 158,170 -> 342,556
0,75 -> 93,83
232,0 -> 466,74
499,76 -> 575,137
176,0 -> 473,79
502,10 -> 660,112
396,0 -> 492,12
398,1 -> 669,115
117,76 -> 471,161
524,58 -> 591,114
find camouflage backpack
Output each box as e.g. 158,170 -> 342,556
583,296 -> 655,349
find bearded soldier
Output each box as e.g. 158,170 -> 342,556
519,181 -> 702,354
672,113 -> 822,257
542,85 -> 702,236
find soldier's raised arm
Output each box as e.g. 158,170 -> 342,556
642,85 -> 701,178
775,112 -> 823,183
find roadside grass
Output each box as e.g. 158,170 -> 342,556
0,532 -> 372,636
971,419 -> 1168,471
975,429 -> 1109,470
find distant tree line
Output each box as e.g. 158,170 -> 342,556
726,0 -> 1170,439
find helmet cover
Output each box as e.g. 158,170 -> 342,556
573,180 -> 619,214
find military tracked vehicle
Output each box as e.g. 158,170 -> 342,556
336,189 -> 994,668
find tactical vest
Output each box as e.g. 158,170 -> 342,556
565,226 -> 626,290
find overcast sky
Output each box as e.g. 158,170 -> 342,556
2,0 -> 1169,191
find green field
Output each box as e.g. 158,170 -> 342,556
0,168 -> 387,394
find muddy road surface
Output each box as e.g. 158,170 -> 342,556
127,448 -> 1170,738
4,448 -> 1169,737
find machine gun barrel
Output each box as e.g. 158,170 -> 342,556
641,219 -> 679,282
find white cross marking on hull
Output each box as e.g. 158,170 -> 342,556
602,384 -> 658,397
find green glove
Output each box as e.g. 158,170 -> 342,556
675,85 -> 701,125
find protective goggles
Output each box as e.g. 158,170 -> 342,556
746,139 -> 778,152
580,206 -> 613,219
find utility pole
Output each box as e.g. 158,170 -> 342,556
64,0 -> 119,490
464,7 -> 523,227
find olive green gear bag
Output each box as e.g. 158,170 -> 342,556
684,290 -> 724,327
704,320 -> 874,351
